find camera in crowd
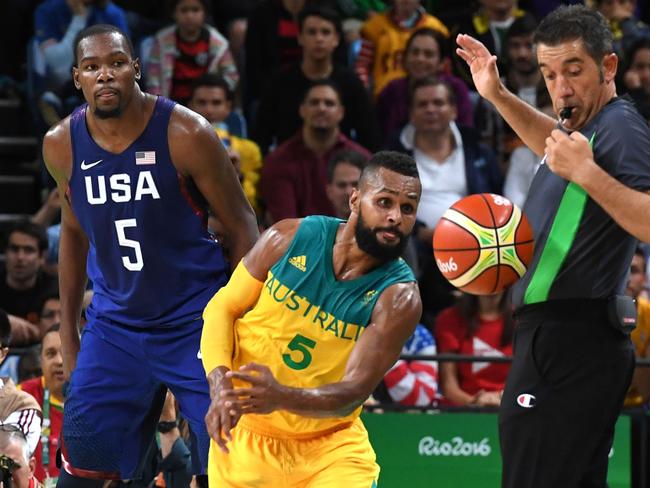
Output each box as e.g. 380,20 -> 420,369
0,454 -> 18,488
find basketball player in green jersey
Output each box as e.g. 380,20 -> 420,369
201,151 -> 423,486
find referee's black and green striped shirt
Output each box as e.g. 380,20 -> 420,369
512,97 -> 650,308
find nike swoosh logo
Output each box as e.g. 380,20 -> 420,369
197,350 -> 202,360
80,159 -> 103,170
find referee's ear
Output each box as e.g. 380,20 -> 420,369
602,52 -> 618,84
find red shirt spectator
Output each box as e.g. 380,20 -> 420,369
19,377 -> 62,482
435,293 -> 513,406
260,81 -> 371,222
19,327 -> 64,483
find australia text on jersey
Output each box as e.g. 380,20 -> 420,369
264,273 -> 366,342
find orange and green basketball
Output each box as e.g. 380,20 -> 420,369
433,193 -> 534,295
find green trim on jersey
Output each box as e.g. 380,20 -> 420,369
523,132 -> 596,304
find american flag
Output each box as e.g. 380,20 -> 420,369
135,151 -> 156,165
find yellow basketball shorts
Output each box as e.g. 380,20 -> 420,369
208,418 -> 380,487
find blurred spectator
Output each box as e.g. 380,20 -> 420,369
32,189 -> 62,277
19,326 -> 64,484
355,0 -> 449,97
209,0 -> 263,71
625,247 -> 650,405
451,0 -> 528,90
435,293 -> 513,407
621,37 -> 650,121
254,4 -> 380,154
325,149 -> 367,219
376,27 -> 473,140
473,12 -> 539,167
261,80 -> 371,223
381,324 -> 438,406
146,0 -> 238,105
336,0 -> 386,21
0,222 -> 56,346
244,0 -> 306,116
34,0 -> 129,124
389,77 -> 502,320
0,424 -> 43,488
153,391 -> 193,488
502,14 -> 539,108
187,74 -> 263,212
593,0 -> 650,59
503,83 -> 553,208
0,314 -> 41,456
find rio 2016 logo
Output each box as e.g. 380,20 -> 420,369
418,436 -> 492,457
436,257 -> 458,273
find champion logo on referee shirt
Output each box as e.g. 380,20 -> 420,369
135,151 -> 156,165
517,393 -> 536,408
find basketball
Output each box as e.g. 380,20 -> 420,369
433,193 -> 534,295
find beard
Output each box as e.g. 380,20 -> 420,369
355,208 -> 408,262
94,105 -> 123,119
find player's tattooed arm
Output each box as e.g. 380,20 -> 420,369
223,282 -> 422,417
43,119 -> 88,379
168,106 -> 258,269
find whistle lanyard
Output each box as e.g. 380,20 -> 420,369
41,388 -> 51,467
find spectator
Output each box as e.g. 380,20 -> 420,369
593,0 -> 650,59
503,83 -> 553,208
621,37 -> 650,121
435,292 -> 513,407
390,77 -> 502,320
0,293 -> 60,385
153,391 -> 193,488
381,324 -> 438,406
0,424 -> 43,488
254,3 -> 380,154
244,0 -> 306,116
34,0 -> 129,124
355,0 -> 449,97
376,27 -> 473,140
0,221 -> 56,345
146,0 -> 238,105
19,326 -> 63,484
451,0 -> 528,90
187,74 -> 263,212
31,188 -> 61,277
261,80 -> 371,223
325,149 -> 367,219
209,0 -> 263,71
0,313 -> 41,456
480,13 -> 540,165
625,248 -> 650,405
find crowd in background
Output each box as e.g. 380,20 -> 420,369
0,0 -> 650,484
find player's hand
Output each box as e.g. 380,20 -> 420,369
223,363 -> 286,415
544,129 -> 596,185
456,34 -> 502,102
473,390 -> 502,407
205,368 -> 241,454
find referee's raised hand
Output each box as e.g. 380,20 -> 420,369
456,34 -> 502,102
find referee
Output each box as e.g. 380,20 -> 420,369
457,6 -> 650,488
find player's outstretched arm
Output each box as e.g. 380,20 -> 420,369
43,120 -> 89,380
456,34 -> 555,155
168,106 -> 259,268
202,219 -> 300,451
223,282 -> 422,417
545,129 -> 650,242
